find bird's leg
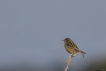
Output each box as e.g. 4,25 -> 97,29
70,54 -> 74,58
71,54 -> 74,58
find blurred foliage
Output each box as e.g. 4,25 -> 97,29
82,59 -> 106,71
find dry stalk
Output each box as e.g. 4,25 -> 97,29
64,54 -> 73,71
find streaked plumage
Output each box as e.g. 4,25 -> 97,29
63,38 -> 86,57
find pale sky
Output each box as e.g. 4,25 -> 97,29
0,0 -> 106,70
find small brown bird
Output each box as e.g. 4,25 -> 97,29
62,38 -> 86,58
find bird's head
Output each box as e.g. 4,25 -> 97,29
62,38 -> 70,42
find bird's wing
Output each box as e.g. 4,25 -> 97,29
75,46 -> 79,50
68,42 -> 79,50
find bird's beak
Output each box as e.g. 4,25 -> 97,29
62,40 -> 64,41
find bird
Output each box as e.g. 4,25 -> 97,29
62,38 -> 86,58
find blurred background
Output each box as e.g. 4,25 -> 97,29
0,0 -> 106,71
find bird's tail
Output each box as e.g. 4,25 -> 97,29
79,50 -> 86,58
